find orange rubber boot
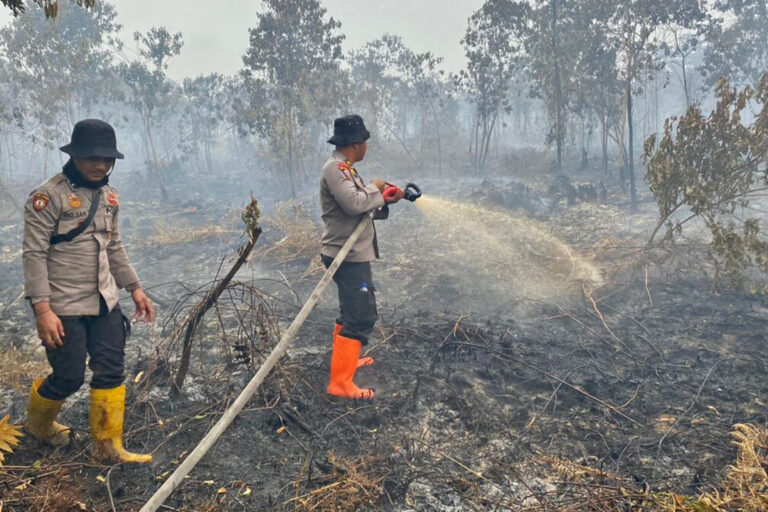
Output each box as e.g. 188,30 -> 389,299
333,323 -> 374,368
327,335 -> 375,399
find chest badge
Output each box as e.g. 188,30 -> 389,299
107,192 -> 119,206
67,193 -> 82,208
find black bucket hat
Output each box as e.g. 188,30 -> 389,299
327,115 -> 371,146
60,119 -> 125,159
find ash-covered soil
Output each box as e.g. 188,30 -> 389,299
1,175 -> 767,511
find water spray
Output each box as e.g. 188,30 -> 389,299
140,182 -> 422,512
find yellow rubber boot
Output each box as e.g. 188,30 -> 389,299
89,385 -> 152,464
25,378 -> 70,446
333,323 -> 374,369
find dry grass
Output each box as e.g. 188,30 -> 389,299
530,423 -> 768,511
285,453 -> 388,512
147,219 -> 237,246
0,344 -> 48,393
500,147 -> 555,179
257,201 -> 320,265
698,423 -> 768,511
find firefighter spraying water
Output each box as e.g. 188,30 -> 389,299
140,115 -> 422,511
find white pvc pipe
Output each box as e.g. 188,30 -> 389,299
139,212 -> 374,512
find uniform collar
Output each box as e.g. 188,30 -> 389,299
332,150 -> 354,167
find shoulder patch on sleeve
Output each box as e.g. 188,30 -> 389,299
32,193 -> 50,212
336,162 -> 352,180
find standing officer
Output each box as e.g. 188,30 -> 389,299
23,119 -> 155,464
320,115 -> 403,400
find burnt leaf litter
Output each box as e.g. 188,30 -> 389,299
1,176 -> 767,511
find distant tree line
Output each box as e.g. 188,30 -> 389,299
0,0 -> 764,210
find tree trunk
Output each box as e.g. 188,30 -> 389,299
601,113 -> 608,176
420,107 -> 426,168
480,110 -> 499,172
204,136 -> 213,174
681,51 -> 690,108
8,135 -> 15,182
287,135 -> 297,199
432,104 -> 442,177
617,84 -> 628,191
580,115 -> 587,171
473,113 -> 481,172
551,0 -> 564,174
627,81 -> 637,212
654,73 -> 660,135
145,116 -> 169,200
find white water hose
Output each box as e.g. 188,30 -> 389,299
140,211 -> 374,512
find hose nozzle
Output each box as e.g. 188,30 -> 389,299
404,182 -> 422,202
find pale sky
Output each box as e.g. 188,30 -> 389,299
0,0 -> 484,80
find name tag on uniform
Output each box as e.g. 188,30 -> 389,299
62,210 -> 88,220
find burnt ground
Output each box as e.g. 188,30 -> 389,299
1,175 -> 767,511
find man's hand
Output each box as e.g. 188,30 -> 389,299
370,178 -> 386,193
131,288 -> 155,323
383,185 -> 405,204
34,302 -> 65,350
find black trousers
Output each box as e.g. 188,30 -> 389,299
38,297 -> 129,401
322,255 -> 378,345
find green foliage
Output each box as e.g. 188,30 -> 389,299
242,195 -> 262,243
523,1 -> 594,172
0,1 -> 121,149
117,28 -> 183,117
135,27 -> 183,72
702,0 -> 768,89
182,73 -> 226,173
644,75 -> 768,285
239,0 -> 345,197
459,0 -> 528,171
2,0 -> 94,18
601,0 -> 706,210
461,0 -> 705,182
348,36 -> 406,135
116,27 -> 183,199
348,35 -> 446,169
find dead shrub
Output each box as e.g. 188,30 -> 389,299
699,423 -> 768,511
499,147 -> 554,179
286,452 -> 387,512
258,201 -> 320,264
